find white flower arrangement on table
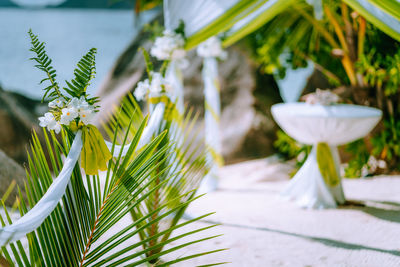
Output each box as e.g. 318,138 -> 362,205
303,88 -> 340,105
197,36 -> 227,60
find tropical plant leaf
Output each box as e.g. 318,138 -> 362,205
28,29 -> 63,102
103,94 -> 214,265
63,48 -> 97,101
0,99 -> 223,266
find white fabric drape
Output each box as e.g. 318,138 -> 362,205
272,103 -> 382,146
271,103 -> 382,209
165,61 -> 184,114
282,145 -> 345,209
164,0 -> 239,37
0,102 -> 167,245
0,131 -> 83,245
105,103 -> 166,156
198,57 -> 222,193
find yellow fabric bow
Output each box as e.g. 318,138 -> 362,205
81,125 -> 112,175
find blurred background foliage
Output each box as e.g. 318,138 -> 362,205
245,0 -> 400,176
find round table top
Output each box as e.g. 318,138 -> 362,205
271,103 -> 382,145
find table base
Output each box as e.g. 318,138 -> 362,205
281,145 -> 345,209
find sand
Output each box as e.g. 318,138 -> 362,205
163,158 -> 400,267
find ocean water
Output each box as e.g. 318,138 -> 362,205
0,8 -> 156,99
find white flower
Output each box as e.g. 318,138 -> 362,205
149,72 -> 171,98
60,107 -> 78,125
52,121 -> 62,134
38,112 -> 62,133
134,72 -> 172,100
79,109 -> 95,125
39,112 -> 55,128
150,30 -> 186,61
134,80 -> 150,101
69,96 -> 90,110
48,98 -> 65,108
197,36 -> 227,59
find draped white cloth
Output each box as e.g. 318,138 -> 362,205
271,103 -> 382,209
165,61 -> 184,114
198,57 -> 222,194
0,102 -> 166,245
105,103 -> 166,156
0,131 -> 83,245
164,0 -> 239,37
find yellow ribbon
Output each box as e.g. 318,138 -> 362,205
149,96 -> 179,122
81,125 -> 112,175
316,142 -> 340,187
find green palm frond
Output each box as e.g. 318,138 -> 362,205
0,108 -> 222,266
64,48 -> 98,102
104,94 -> 215,265
0,29 -> 224,267
29,30 -> 99,104
28,29 -> 63,102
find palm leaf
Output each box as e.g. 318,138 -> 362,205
0,101 -> 223,266
343,0 -> 400,42
102,94 -> 215,264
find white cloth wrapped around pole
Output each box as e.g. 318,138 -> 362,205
198,57 -> 222,194
166,60 -> 184,114
0,131 -> 83,245
105,103 -> 166,156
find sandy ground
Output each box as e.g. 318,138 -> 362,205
162,158 -> 400,267
4,158 -> 400,266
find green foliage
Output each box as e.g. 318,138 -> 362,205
143,20 -> 164,41
63,48 -> 97,102
357,47 -> 400,97
371,119 -> 400,167
343,139 -> 370,178
247,0 -> 400,174
274,130 -> 310,169
0,32 -> 224,266
28,29 -> 62,102
29,30 -> 99,106
140,47 -> 154,79
0,106 -> 223,266
105,94 -> 213,264
174,20 -> 186,39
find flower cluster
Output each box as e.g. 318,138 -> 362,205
151,30 -> 186,61
39,96 -> 95,133
197,36 -> 227,60
361,156 -> 387,177
134,72 -> 172,101
303,89 -> 340,105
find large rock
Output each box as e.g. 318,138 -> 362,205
0,86 -> 45,164
0,149 -> 27,206
96,27 -> 282,163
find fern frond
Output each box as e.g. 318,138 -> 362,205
64,48 -> 97,100
28,29 -> 63,102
